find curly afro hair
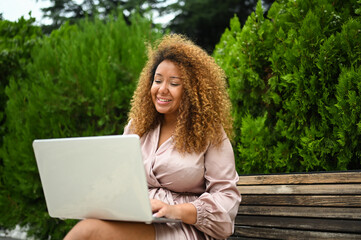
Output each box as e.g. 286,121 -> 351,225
128,34 -> 233,153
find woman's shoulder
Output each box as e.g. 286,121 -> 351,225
123,121 -> 133,135
123,119 -> 160,137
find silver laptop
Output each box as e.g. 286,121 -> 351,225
32,134 -> 180,224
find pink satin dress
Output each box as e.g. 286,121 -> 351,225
124,123 -> 241,240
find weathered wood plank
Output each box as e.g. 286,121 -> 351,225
238,171 -> 361,185
227,237 -> 266,240
231,171 -> 361,239
238,206 -> 361,219
232,226 -> 361,239
227,237 -> 265,240
241,194 -> 361,207
237,184 -> 361,194
235,215 -> 361,233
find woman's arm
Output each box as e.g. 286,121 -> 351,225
190,134 -> 241,239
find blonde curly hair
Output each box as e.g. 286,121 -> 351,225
128,34 -> 233,153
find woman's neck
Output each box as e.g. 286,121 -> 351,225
162,114 -> 178,128
157,115 -> 178,149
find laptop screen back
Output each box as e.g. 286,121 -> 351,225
33,134 -> 153,222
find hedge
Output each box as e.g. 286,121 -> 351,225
213,0 -> 361,174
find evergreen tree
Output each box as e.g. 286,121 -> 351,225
213,0 -> 361,173
0,19 -> 43,234
40,0 -> 276,52
0,17 -> 42,145
168,0 -> 275,53
41,0 -> 165,33
0,12 -> 161,239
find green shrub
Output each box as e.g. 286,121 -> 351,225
0,13 -> 162,239
213,0 -> 361,174
0,16 -> 43,236
0,16 -> 42,145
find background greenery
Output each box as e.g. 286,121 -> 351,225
0,16 -> 43,152
0,12 -> 161,239
39,0 -> 276,52
0,0 -> 360,239
214,0 -> 361,173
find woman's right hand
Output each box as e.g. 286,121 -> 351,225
150,199 -> 197,224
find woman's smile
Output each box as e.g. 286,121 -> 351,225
157,97 -> 172,103
151,60 -> 183,118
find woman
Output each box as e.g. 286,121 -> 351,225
65,34 -> 241,240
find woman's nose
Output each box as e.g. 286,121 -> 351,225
159,82 -> 168,93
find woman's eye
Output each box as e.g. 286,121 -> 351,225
154,79 -> 162,84
171,83 -> 180,86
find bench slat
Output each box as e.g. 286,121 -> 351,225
227,237 -> 258,240
238,206 -> 361,219
227,237 -> 261,240
237,183 -> 361,194
235,215 -> 361,233
237,171 -> 361,185
232,226 -> 361,239
241,194 -> 361,207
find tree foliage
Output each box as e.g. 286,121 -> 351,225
0,12 -> 161,239
40,0 -> 276,52
0,17 -> 42,143
0,20 -> 43,232
41,0 -> 165,32
214,0 -> 361,174
167,0 -> 275,53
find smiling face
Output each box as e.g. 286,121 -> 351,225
151,60 -> 184,120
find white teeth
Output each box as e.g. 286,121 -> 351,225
159,98 -> 171,102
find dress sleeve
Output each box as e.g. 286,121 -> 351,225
191,133 -> 241,239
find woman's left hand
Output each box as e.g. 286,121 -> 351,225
150,199 -> 197,224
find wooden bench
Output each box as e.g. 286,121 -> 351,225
228,171 -> 361,239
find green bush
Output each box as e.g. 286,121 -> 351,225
0,13 -> 162,239
0,16 -> 43,237
0,16 -> 42,145
213,0 -> 361,174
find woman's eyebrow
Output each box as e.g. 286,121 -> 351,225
155,73 -> 181,79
